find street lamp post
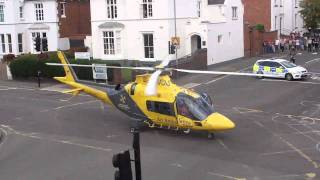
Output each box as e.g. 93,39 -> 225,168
173,0 -> 178,78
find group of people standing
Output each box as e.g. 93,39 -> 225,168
263,35 -> 320,54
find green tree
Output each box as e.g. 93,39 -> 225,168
300,0 -> 320,30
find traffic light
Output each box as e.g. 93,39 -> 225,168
42,38 -> 48,51
170,44 -> 176,54
112,150 -> 133,180
34,36 -> 41,52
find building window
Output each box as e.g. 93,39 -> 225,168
295,13 -> 297,28
103,31 -> 115,55
197,1 -> 201,17
19,6 -> 24,19
143,33 -> 154,58
280,0 -> 283,7
0,34 -> 5,53
295,0 -> 298,8
32,32 -> 48,52
106,0 -> 117,19
218,35 -> 223,44
275,16 -> 277,29
7,34 -> 12,53
232,7 -> 238,19
35,3 -> 44,21
0,5 -> 4,22
274,0 -> 278,6
60,2 -> 66,17
142,0 -> 152,18
18,34 -> 23,53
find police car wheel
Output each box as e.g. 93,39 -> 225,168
285,73 -> 293,81
257,71 -> 264,79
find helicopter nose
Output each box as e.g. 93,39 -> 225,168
205,113 -> 235,131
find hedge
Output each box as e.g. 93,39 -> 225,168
9,52 -> 161,82
9,53 -> 65,78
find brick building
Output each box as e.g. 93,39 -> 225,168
243,0 -> 276,57
57,0 -> 91,49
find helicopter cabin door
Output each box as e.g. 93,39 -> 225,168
146,101 -> 178,128
175,96 -> 196,129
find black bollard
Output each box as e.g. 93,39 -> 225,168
133,131 -> 142,180
37,70 -> 41,88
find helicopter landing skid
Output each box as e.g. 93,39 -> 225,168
207,132 -> 215,139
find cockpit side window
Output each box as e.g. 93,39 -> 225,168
146,101 -> 175,116
176,93 -> 214,121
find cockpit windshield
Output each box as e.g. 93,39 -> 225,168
176,93 -> 214,121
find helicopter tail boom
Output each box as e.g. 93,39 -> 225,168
53,51 -> 113,105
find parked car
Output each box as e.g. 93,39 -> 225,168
253,59 -> 309,81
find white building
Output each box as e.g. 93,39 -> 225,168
271,0 -> 305,36
90,0 -> 244,65
206,0 -> 244,65
0,0 -> 59,57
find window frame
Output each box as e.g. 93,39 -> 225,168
60,2 -> 66,18
35,3 -> 44,21
0,4 -> 4,22
218,35 -> 223,44
142,0 -> 153,18
143,33 -> 154,59
7,34 -> 12,53
18,33 -> 23,53
19,6 -> 24,20
197,0 -> 201,17
231,6 -> 238,19
103,31 -> 115,55
106,0 -> 117,19
0,34 -> 5,53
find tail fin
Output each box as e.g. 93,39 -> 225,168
56,51 -> 77,82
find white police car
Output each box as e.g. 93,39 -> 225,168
253,59 -> 309,81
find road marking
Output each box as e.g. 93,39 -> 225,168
250,113 -> 320,169
207,172 -> 246,180
277,134 -> 319,169
306,58 -> 320,64
53,100 -> 99,110
260,147 -> 315,156
0,124 -> 112,152
183,83 -> 201,89
217,138 -> 231,152
233,107 -> 263,114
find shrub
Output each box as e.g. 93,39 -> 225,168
69,59 -> 93,80
9,54 -> 38,78
9,53 -> 64,78
255,24 -> 265,32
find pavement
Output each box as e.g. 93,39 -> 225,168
0,51 -> 320,180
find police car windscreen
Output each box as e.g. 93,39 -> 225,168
281,61 -> 297,68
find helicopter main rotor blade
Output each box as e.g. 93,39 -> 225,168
173,69 -> 264,77
46,63 -> 155,71
145,70 -> 162,96
157,59 -> 172,68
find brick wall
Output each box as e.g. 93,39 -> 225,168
243,0 -> 272,57
58,0 -> 91,39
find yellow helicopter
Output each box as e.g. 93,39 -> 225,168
47,51 -> 261,138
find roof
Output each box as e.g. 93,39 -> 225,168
28,23 -> 50,30
257,59 -> 287,63
208,0 -> 225,5
98,22 -> 125,29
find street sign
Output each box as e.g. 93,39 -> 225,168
75,52 -> 91,60
92,64 -> 107,80
171,37 -> 180,46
